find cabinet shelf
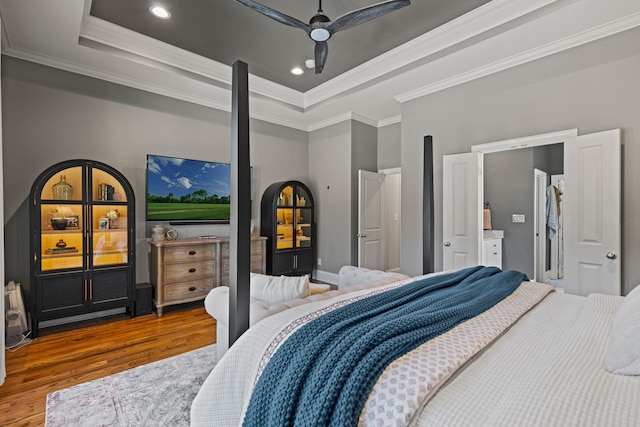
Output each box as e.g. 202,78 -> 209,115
42,252 -> 82,259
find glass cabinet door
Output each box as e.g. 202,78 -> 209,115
275,184 -> 313,251
39,166 -> 84,271
276,185 -> 294,250
294,184 -> 312,248
91,168 -> 129,266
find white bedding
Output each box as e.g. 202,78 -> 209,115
191,278 -> 640,426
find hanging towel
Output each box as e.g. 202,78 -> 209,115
546,185 -> 559,239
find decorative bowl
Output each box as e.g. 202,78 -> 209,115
51,218 -> 67,230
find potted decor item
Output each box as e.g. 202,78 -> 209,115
50,217 -> 67,230
152,225 -> 166,242
106,209 -> 121,228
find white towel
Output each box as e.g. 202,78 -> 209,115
546,185 -> 559,239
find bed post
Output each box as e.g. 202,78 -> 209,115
229,60 -> 251,347
423,135 -> 434,274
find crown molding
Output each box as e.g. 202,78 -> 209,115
79,12 -> 305,109
396,11 -> 640,103
378,116 -> 402,128
78,0 -> 558,112
2,0 -> 638,133
307,112 -> 378,132
303,0 -> 559,108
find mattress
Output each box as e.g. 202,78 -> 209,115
191,278 -> 640,426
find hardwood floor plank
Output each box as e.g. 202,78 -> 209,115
0,304 -> 216,426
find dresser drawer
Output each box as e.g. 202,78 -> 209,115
163,279 -> 213,302
220,241 -> 264,257
163,260 -> 216,283
220,255 -> 265,276
163,244 -> 216,262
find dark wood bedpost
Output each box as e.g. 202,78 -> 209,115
229,60 -> 251,347
423,135 -> 435,274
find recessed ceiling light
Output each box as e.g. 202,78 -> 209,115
291,67 -> 304,75
150,6 -> 171,19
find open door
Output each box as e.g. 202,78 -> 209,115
442,152 -> 483,271
357,170 -> 385,269
564,129 -> 621,296
533,168 -> 547,282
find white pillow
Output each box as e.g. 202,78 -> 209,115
250,273 -> 310,304
605,284 -> 640,375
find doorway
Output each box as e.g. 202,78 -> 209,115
357,168 -> 401,272
444,128 -> 621,296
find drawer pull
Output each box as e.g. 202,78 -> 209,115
189,286 -> 196,292
189,268 -> 196,273
188,250 -> 196,255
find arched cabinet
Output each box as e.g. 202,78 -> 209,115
260,181 -> 315,276
30,159 -> 135,335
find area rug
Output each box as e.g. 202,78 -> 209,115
45,344 -> 217,427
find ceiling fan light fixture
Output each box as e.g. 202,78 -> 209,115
149,5 -> 171,19
235,0 -> 411,74
310,28 -> 330,42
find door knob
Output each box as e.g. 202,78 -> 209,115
444,242 -> 451,247
606,251 -> 617,260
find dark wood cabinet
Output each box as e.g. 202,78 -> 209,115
260,180 -> 315,276
29,159 -> 135,335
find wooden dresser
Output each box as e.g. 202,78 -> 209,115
149,236 -> 266,316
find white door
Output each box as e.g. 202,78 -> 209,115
533,169 -> 547,282
564,129 -> 621,296
442,153 -> 483,271
358,170 -> 385,269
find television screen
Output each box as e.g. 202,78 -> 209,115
146,154 -> 235,223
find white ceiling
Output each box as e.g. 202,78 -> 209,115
1,0 -> 639,131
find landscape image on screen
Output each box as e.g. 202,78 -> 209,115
146,154 -> 231,222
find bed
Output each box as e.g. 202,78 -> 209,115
191,266 -> 640,426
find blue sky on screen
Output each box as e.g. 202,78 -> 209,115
147,155 -> 230,198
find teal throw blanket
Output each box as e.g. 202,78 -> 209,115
243,266 -> 528,427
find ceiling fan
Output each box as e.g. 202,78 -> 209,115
235,0 -> 411,74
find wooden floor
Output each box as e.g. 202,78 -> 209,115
0,303 -> 216,426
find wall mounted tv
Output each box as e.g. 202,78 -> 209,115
146,154 -> 247,224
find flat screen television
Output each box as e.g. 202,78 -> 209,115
146,154 -> 240,224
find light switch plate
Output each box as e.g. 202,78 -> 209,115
512,214 -> 525,223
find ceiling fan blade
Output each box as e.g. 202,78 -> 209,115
328,0 -> 410,34
314,41 -> 328,74
235,0 -> 311,34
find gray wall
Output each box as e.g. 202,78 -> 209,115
378,123 -> 401,170
308,121 -> 352,274
2,57 -> 309,286
484,149 -> 536,278
308,119 -> 378,275
400,28 -> 640,294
